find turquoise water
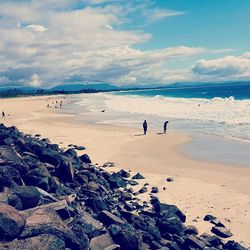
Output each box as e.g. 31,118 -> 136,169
115,83 -> 250,100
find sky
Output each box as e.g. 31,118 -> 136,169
0,0 -> 250,87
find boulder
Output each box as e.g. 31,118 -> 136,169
184,225 -> 199,235
112,228 -> 143,250
138,187 -> 147,194
0,203 -> 25,241
131,173 -> 145,180
89,233 -> 118,250
14,186 -> 41,209
211,226 -> 233,238
117,169 -> 130,178
151,187 -> 159,194
108,173 -> 127,189
157,216 -> 184,236
183,235 -> 206,249
58,157 -> 74,182
20,207 -> 83,250
98,210 -> 125,226
79,154 -> 91,164
0,234 -> 65,250
224,240 -> 248,250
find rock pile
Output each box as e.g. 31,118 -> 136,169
0,124 -> 247,250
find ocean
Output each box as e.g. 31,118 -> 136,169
62,83 -> 250,167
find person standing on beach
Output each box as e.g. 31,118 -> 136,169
2,111 -> 5,118
163,121 -> 169,134
143,120 -> 148,135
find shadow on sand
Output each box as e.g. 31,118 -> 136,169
134,133 -> 145,136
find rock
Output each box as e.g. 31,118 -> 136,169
117,169 -> 130,178
138,187 -> 147,194
89,233 -> 118,250
39,150 -> 62,167
79,154 -> 91,164
200,233 -> 222,247
166,177 -> 173,182
145,225 -> 161,240
86,197 -> 109,213
0,146 -> 28,174
151,198 -> 186,223
7,194 -> 23,210
20,207 -> 83,250
224,240 -> 248,250
0,166 -> 22,189
108,173 -> 127,188
74,145 -> 86,151
121,192 -> 132,201
204,214 -> 217,221
14,186 -> 41,209
151,187 -> 159,193
183,235 -> 206,249
58,157 -> 75,182
98,210 -> 125,226
211,226 -> 233,238
131,173 -> 145,180
128,180 -> 139,186
0,203 -> 25,241
0,234 -> 66,250
184,225 -> 199,235
112,228 -> 143,250
157,216 -> 184,236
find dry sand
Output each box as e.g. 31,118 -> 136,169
0,95 -> 250,247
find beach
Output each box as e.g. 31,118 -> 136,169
0,94 -> 250,247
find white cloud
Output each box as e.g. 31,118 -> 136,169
26,24 -> 48,33
30,74 -> 42,87
192,53 -> 250,81
144,8 -> 185,23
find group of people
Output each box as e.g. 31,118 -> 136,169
143,120 -> 169,135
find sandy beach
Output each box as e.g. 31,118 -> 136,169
0,94 -> 250,247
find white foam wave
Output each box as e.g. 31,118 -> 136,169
101,93 -> 250,126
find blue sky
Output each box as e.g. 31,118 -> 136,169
0,0 -> 250,87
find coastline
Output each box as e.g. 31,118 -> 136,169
0,95 -> 250,246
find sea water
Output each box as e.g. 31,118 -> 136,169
63,83 -> 250,167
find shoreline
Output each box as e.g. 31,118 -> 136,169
0,95 -> 250,246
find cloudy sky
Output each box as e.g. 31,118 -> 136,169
0,0 -> 250,88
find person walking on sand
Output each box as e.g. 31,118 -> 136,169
163,121 -> 169,134
143,120 -> 148,135
2,111 -> 5,118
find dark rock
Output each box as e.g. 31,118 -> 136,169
0,166 -> 22,189
224,240 -> 248,250
131,173 -> 145,180
20,207 -> 83,250
211,226 -> 233,238
112,228 -> 143,250
128,180 -> 139,186
0,146 -> 28,174
0,203 -> 25,241
151,187 -> 159,193
166,177 -> 173,182
151,197 -> 186,223
108,173 -> 127,188
157,216 -> 184,236
14,186 -> 41,209
117,169 -> 130,178
98,210 -> 125,226
145,225 -> 161,240
204,214 -> 217,221
184,225 -> 199,235
200,233 -> 222,247
86,197 -> 109,213
138,186 -> 147,194
79,154 -> 91,164
58,156 -> 75,182
183,235 -> 206,249
39,150 -> 62,167
7,194 -> 23,210
0,234 -> 66,250
74,145 -> 86,151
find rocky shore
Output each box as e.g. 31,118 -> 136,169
0,124 -> 247,250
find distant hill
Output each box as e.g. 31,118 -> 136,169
49,83 -> 118,92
